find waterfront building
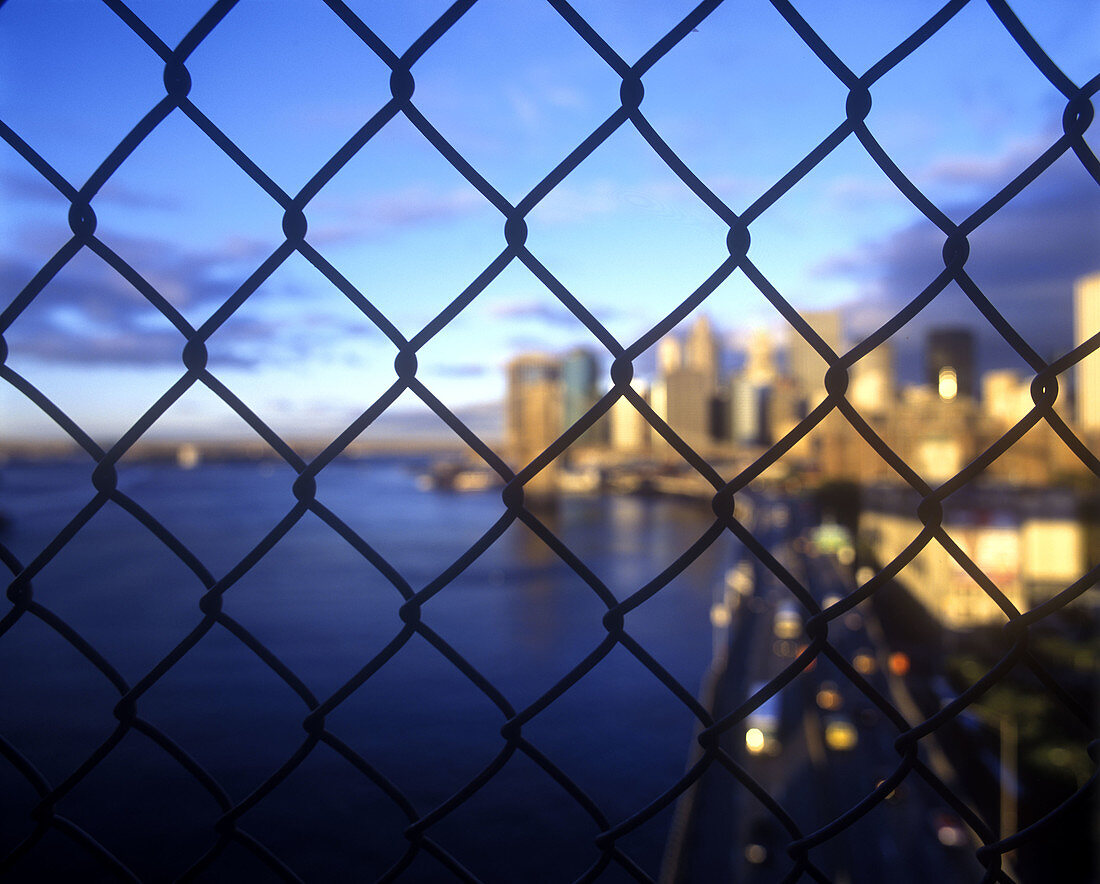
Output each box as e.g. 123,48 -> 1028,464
926,327 -> 975,401
861,484 -> 1096,629
505,353 -> 563,493
562,348 -> 599,427
1075,271 -> 1100,431
562,347 -> 605,447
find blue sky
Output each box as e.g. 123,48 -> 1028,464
1,0 -> 1098,443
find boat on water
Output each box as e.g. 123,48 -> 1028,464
417,460 -> 501,492
555,466 -> 602,495
176,443 -> 201,470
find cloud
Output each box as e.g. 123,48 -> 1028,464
307,186 -> 490,245
426,362 -> 492,378
816,133 -> 1059,215
918,136 -> 1053,190
1,169 -> 180,211
0,229 -> 378,370
823,175 -> 904,208
365,400 -> 502,440
817,158 -> 1100,380
488,298 -> 581,326
531,177 -> 737,227
1,170 -> 69,205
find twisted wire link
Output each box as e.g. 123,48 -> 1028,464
0,0 -> 1096,880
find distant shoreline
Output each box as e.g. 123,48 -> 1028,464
0,437 -> 486,463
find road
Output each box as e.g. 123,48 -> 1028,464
669,494 -> 986,883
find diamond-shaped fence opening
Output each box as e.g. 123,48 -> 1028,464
1,1 -> 1097,882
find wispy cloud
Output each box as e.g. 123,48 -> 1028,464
488,298 -> 581,326
530,176 -> 743,226
426,361 -> 492,378
307,186 -> 490,245
1,168 -> 181,211
919,135 -> 1054,189
0,230 -> 378,370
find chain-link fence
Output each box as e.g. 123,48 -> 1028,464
1,0 -> 1097,881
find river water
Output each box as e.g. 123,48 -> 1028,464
0,457 -> 737,882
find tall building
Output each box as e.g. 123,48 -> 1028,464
653,322 -> 721,450
744,328 -> 777,386
926,328 -> 975,401
788,310 -> 843,413
505,354 -> 563,493
849,341 -> 895,417
685,314 -> 721,391
656,336 -> 683,376
609,380 -> 651,452
663,367 -> 712,449
561,347 -> 604,446
767,376 -> 801,442
982,369 -> 1032,427
729,373 -> 770,446
1075,272 -> 1100,431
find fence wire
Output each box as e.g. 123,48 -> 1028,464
1,0 -> 1097,881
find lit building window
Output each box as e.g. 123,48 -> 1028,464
938,367 -> 958,401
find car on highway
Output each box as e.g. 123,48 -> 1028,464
852,647 -> 878,675
773,602 -> 802,640
725,560 -> 754,599
743,816 -> 779,866
745,682 -> 782,756
932,811 -> 969,848
823,714 -> 859,751
815,680 -> 843,711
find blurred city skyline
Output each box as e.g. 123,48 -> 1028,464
502,272 -> 1100,484
2,0 -> 1098,445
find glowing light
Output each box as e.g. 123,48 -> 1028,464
938,367 -> 958,400
824,718 -> 858,751
888,651 -> 911,676
745,727 -> 766,754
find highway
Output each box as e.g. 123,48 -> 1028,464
669,495 -> 986,883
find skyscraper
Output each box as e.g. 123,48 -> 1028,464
609,380 -> 651,452
1075,272 -> 1100,431
788,310 -> 843,413
744,328 -> 777,385
506,353 -> 563,493
561,347 -> 603,446
849,341 -> 895,417
663,366 -> 712,449
685,314 -> 721,391
926,328 -> 975,401
729,373 -> 770,446
656,336 -> 683,376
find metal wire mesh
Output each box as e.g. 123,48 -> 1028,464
1,0 -> 1096,881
